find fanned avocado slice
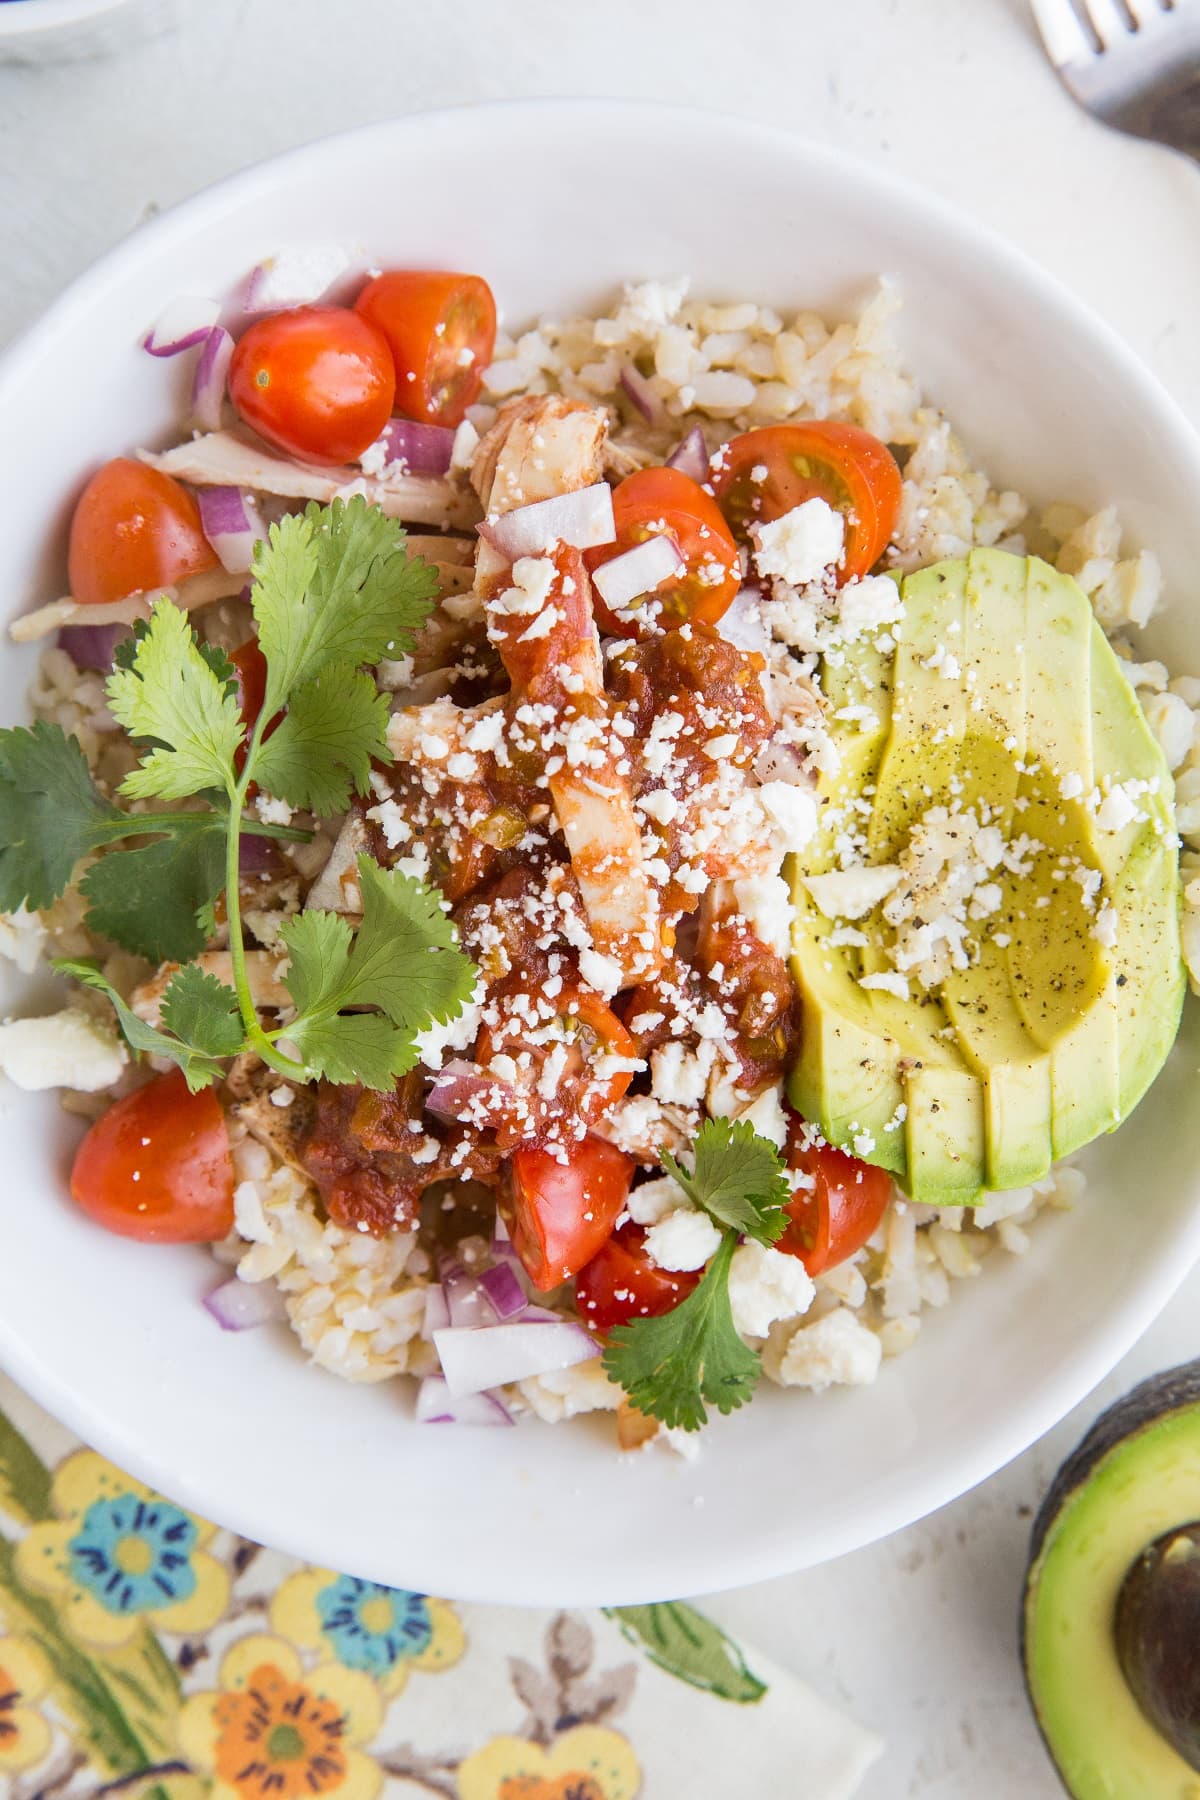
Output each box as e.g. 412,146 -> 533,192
941,550 -> 1053,1189
786,549 -> 1183,1205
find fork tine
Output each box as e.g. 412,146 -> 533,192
1030,0 -> 1099,65
1079,0 -> 1140,47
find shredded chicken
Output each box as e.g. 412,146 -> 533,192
9,568 -> 244,643
303,812 -> 371,915
471,394 -> 608,514
130,950 -> 288,1025
471,395 -> 609,588
141,431 -> 481,530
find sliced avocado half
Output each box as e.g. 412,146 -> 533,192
786,549 -> 1183,1206
1023,1363 -> 1200,1796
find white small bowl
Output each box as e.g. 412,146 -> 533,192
1,101 -> 1198,1605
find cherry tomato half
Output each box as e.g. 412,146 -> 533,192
778,1117 -> 892,1275
229,305 -> 395,463
584,466 -> 740,638
355,271 -> 497,428
475,987 -> 640,1152
711,422 -> 902,583
575,1220 -> 700,1334
67,459 -> 218,608
70,1069 -> 235,1244
509,1136 -> 634,1291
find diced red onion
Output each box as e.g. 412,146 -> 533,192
243,245 -> 354,313
591,533 -> 684,614
415,1374 -> 513,1426
434,1320 -> 597,1396
479,1261 -> 528,1322
198,486 -> 267,574
440,1258 -> 493,1330
620,363 -> 664,425
519,1303 -> 570,1324
143,296 -> 221,357
423,1283 -> 451,1337
488,1212 -> 529,1285
754,740 -> 808,784
717,586 -> 771,656
426,1059 -> 510,1123
191,326 -> 234,432
367,419 -> 456,478
57,620 -> 130,670
666,427 -> 711,484
203,1277 -> 284,1332
238,833 -> 284,878
478,482 -> 616,562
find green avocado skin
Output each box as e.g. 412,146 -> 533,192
786,549 -> 1185,1205
1022,1363 -> 1200,1798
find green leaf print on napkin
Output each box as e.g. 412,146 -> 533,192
0,1406 -> 192,1800
0,1407 -> 53,1525
607,1602 -> 767,1705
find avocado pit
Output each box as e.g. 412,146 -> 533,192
1115,1523 -> 1200,1773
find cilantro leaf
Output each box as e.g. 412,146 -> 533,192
280,856 -> 478,1091
252,498 -> 437,715
250,665 -> 391,815
160,962 -> 244,1059
285,1007 -> 411,1091
663,1119 -> 790,1248
112,619 -> 237,695
106,599 -> 245,801
56,959 -> 231,1091
0,722 -> 124,910
602,1239 -> 761,1432
79,826 -> 227,963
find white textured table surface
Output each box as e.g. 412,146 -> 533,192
3,2 -> 1199,1792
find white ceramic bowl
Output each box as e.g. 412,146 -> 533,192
0,0 -> 163,61
2,100 -> 1199,1606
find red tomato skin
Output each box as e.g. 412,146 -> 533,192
229,636 -> 282,780
712,422 -> 902,583
230,637 -> 268,730
228,305 -> 395,463
70,1070 -> 235,1244
779,1119 -> 892,1275
575,1221 -> 700,1334
509,1136 -> 635,1291
67,459 -> 218,608
585,465 -> 740,637
355,271 -> 497,427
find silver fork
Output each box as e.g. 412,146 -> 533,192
1031,0 -> 1200,159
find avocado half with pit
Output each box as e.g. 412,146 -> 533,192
786,549 -> 1184,1206
1023,1363 -> 1200,1797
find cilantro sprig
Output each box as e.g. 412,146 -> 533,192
3,496 -> 478,1092
603,1119 -> 792,1432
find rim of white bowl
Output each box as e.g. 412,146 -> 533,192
0,0 -> 140,35
3,99 -> 1200,1603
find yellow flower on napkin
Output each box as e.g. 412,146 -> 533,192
0,1635 -> 53,1774
271,1568 -> 464,1697
178,1632 -> 384,1800
457,1726 -> 640,1800
14,1449 -> 229,1649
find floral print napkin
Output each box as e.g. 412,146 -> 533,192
0,1372 -> 881,1799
